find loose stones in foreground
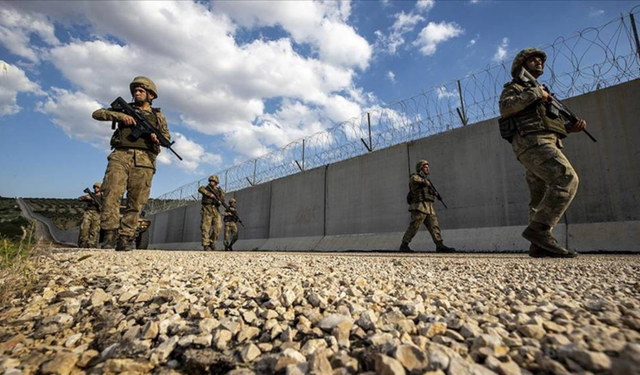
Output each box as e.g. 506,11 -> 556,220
0,250 -> 639,375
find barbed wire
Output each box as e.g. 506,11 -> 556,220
147,7 -> 640,214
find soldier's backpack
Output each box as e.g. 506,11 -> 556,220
498,116 -> 517,143
406,188 -> 413,205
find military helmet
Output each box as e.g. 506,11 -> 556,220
511,48 -> 547,78
416,160 -> 429,172
208,174 -> 219,183
129,76 -> 158,99
229,198 -> 236,204
93,182 -> 102,188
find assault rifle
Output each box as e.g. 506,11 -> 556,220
109,97 -> 183,160
421,174 -> 448,209
518,68 -> 597,143
206,186 -> 245,227
83,188 -> 102,211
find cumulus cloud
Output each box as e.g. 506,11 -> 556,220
0,8 -> 60,63
156,132 -> 223,172
492,37 -> 509,62
387,71 -> 396,83
0,60 -> 45,116
589,8 -> 605,18
374,0 -> 437,55
35,88 -> 112,145
416,0 -> 435,13
436,86 -> 458,100
1,0 -> 375,174
413,21 -> 464,56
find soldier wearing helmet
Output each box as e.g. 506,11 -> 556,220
198,174 -> 226,251
91,76 -> 171,251
399,160 -> 455,253
499,49 -> 587,258
223,198 -> 240,251
78,182 -> 103,248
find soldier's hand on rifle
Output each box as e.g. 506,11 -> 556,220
120,114 -> 137,126
540,90 -> 551,102
568,119 -> 587,133
150,133 -> 160,144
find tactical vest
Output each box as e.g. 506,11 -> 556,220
410,174 -> 435,203
84,199 -> 100,212
110,107 -> 161,152
224,208 -> 238,223
508,82 -> 567,138
202,186 -> 221,206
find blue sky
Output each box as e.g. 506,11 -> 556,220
0,0 -> 637,198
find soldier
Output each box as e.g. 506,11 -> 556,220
400,160 -> 456,253
499,49 -> 586,258
78,182 -> 102,248
92,76 -> 171,251
198,175 -> 225,251
223,198 -> 240,251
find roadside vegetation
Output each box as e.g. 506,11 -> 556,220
0,197 -> 43,303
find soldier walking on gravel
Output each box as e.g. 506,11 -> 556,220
198,175 -> 225,251
499,49 -> 587,258
92,77 -> 171,251
78,182 -> 102,248
400,160 -> 455,253
223,198 -> 240,251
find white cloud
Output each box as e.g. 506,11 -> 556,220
1,0 -> 375,169
413,21 -> 464,56
35,88 -> 112,145
387,71 -> 396,83
436,86 -> 458,100
0,8 -> 60,63
467,34 -> 479,47
416,0 -> 435,13
375,1 -> 435,55
589,8 -> 605,18
470,0 -> 480,3
492,37 -> 509,62
0,60 -> 45,116
157,132 -> 223,172
213,1 -> 371,70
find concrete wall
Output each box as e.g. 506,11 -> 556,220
150,79 -> 640,252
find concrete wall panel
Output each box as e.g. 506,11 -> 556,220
269,169 -> 325,238
326,144 -> 410,235
233,183 -> 271,240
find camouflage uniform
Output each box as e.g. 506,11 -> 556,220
223,199 -> 239,251
400,160 -> 454,252
78,183 -> 102,248
499,49 -> 580,257
199,175 -> 225,250
92,77 -> 170,250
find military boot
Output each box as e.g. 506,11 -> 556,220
115,236 -> 134,252
102,230 -> 117,249
399,242 -> 412,252
435,241 -> 456,253
529,243 -> 578,258
203,245 -> 211,251
229,245 -> 234,251
522,221 -> 571,256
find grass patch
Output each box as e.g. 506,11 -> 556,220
0,224 -> 43,304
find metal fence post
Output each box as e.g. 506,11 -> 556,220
360,113 -> 373,152
252,159 -> 257,185
456,80 -> 468,126
224,170 -> 228,192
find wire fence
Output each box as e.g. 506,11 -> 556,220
147,6 -> 640,214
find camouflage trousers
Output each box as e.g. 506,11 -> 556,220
201,205 -> 222,247
78,209 -> 100,248
101,149 -> 155,238
224,222 -> 239,248
402,208 -> 443,245
513,132 -> 579,227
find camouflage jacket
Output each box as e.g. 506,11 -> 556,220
199,185 -> 225,207
408,173 -> 436,214
224,207 -> 239,223
92,105 -> 170,154
499,80 -> 567,137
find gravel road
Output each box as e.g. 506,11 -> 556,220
1,250 -> 639,375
